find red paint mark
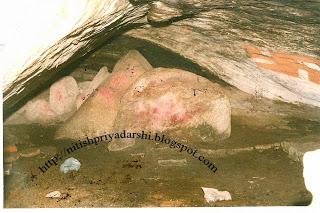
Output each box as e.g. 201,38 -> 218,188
99,86 -> 115,99
41,101 -> 55,116
98,86 -> 118,106
244,45 -> 320,84
55,90 -> 63,101
135,95 -> 206,129
179,27 -> 191,33
109,72 -> 132,90
170,106 -> 204,125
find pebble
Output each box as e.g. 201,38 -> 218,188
158,159 -> 187,167
201,187 -> 232,203
19,148 -> 41,158
60,157 -> 81,174
45,191 -> 61,198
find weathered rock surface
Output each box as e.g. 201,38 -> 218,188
4,0 -> 320,118
49,76 -> 79,115
281,135 -> 320,163
76,66 -> 110,109
109,67 -> 231,151
55,50 -> 153,140
3,0 -> 151,115
25,99 -> 58,123
5,76 -> 80,125
126,0 -> 320,107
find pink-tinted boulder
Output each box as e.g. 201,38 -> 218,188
24,99 -> 57,123
49,76 -> 79,115
55,50 -> 153,140
108,68 -> 231,151
76,66 -> 111,109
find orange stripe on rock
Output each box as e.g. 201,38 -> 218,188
243,45 -> 261,55
244,45 -> 320,84
258,63 -> 299,77
305,68 -> 320,84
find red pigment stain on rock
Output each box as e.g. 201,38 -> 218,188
55,90 -> 63,101
135,94 -> 196,129
170,106 -> 204,125
41,101 -> 56,116
244,45 -> 320,84
98,86 -> 116,102
109,72 -> 132,90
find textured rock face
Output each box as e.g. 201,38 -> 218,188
109,67 -> 231,151
126,0 -> 320,107
49,76 -> 79,115
4,0 -> 319,116
55,50 -> 153,140
5,76 -> 80,125
76,66 -> 110,109
3,0 -> 150,114
4,71 -> 110,125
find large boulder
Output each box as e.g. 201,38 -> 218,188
75,66 -> 110,109
55,50 -> 153,140
5,76 -> 80,125
49,76 -> 79,115
3,0 -> 150,114
108,67 -> 231,151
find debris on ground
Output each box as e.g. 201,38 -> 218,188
19,148 -> 41,158
59,157 -> 81,174
45,191 -> 61,198
201,187 -> 232,203
158,159 -> 187,166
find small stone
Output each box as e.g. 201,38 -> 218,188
60,157 -> 81,174
201,187 -> 232,203
158,159 -> 187,167
45,191 -> 61,198
130,153 -> 145,158
19,148 -> 41,158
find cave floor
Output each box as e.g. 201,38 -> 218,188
3,117 -> 314,207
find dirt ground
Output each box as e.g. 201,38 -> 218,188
3,118 -> 314,207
